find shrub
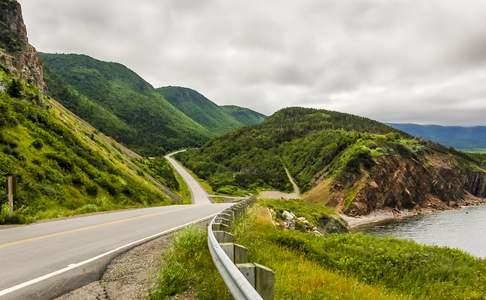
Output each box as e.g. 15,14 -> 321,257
85,184 -> 98,196
31,139 -> 43,150
7,79 -> 22,98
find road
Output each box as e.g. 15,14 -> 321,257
165,151 -> 212,204
0,153 -> 229,298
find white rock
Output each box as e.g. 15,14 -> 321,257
282,210 -> 295,221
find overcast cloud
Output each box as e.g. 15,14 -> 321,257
18,0 -> 486,125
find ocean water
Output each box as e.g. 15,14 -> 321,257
362,204 -> 486,258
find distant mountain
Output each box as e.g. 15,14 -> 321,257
40,53 -> 211,155
389,123 -> 486,151
221,105 -> 266,126
157,86 -> 243,135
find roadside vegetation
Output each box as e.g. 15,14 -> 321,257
150,226 -> 231,300
233,202 -> 486,300
151,200 -> 486,299
0,67 -> 178,223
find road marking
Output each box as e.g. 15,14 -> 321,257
0,206 -> 190,250
0,212 -> 219,297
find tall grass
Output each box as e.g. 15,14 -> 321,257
235,205 -> 486,300
150,227 -> 231,300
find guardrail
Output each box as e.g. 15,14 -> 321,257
207,196 -> 275,300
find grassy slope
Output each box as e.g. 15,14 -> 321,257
177,107 -> 405,193
157,86 -> 243,135
220,105 -> 266,126
152,200 -> 486,299
40,53 -> 211,155
0,67 -> 182,223
150,225 -> 403,300
233,203 -> 486,299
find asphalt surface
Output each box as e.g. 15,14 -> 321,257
165,151 -> 212,204
0,153 -> 230,297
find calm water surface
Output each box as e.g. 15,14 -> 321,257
362,204 -> 486,258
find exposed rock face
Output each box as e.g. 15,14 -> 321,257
0,0 -> 44,90
464,171 -> 486,197
332,153 -> 486,216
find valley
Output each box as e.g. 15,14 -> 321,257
2,0 -> 486,299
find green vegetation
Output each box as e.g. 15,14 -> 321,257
41,54 -> 266,155
232,203 -> 486,299
150,226 -> 231,300
220,105 -> 266,126
468,152 -> 486,169
150,200 -> 486,299
177,107 -> 411,194
0,67 -> 177,223
157,86 -> 246,135
41,53 -> 211,155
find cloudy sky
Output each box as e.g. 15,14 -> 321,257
19,0 -> 486,125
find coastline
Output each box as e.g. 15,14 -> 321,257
342,195 -> 486,230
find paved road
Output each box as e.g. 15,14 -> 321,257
0,151 -> 229,298
165,151 -> 212,204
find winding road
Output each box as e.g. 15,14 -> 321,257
0,152 -> 229,299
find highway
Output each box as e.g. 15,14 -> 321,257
0,153 -> 230,298
165,150 -> 212,204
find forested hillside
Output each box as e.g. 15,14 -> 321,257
220,105 -> 266,126
157,86 -> 243,134
178,107 -> 486,215
41,53 -> 211,155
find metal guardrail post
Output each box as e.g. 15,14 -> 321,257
237,263 -> 275,300
207,196 -> 274,300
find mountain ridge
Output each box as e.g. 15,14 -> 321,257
40,53 -> 211,155
389,123 -> 486,151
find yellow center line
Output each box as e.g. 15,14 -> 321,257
0,206 -> 189,250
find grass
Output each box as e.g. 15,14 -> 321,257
150,226 -> 231,300
232,206 -> 408,299
173,168 -> 191,204
150,200 -> 486,299
0,67 -> 176,224
233,203 -> 486,300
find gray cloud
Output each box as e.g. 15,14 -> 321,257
19,0 -> 486,125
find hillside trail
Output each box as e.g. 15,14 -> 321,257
259,167 -> 301,200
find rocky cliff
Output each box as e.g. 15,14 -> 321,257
0,0 -> 44,90
328,150 -> 486,216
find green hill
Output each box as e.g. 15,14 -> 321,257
221,105 -> 266,125
157,86 -> 243,135
178,107 -> 485,215
0,67 -> 183,223
40,53 -> 211,155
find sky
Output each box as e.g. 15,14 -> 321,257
18,0 -> 486,125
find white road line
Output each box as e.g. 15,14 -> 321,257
0,213 -> 218,297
